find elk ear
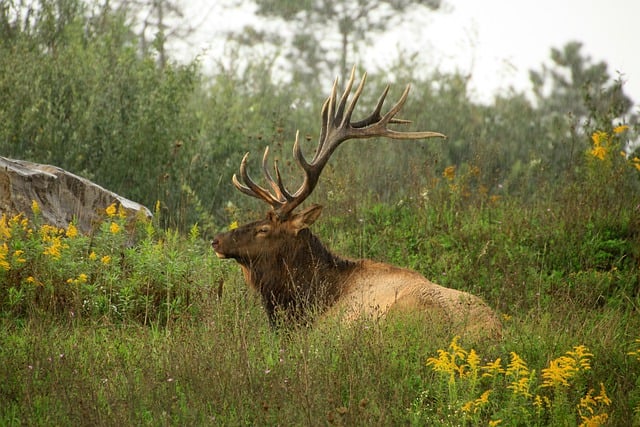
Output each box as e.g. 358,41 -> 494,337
289,204 -> 323,234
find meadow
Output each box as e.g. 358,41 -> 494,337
1,128 -> 639,426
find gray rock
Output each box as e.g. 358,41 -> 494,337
0,156 -> 151,233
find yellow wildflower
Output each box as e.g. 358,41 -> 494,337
426,348 -> 457,377
488,420 -> 502,427
534,394 -> 551,410
578,383 -> 611,427
12,250 -> 26,264
591,131 -> 607,146
40,224 -> 62,242
589,131 -> 611,160
105,203 -> 117,217
508,376 -> 533,398
43,237 -> 65,259
482,358 -> 505,378
101,255 -> 111,265
66,223 -> 78,238
31,200 -> 41,215
542,345 -> 592,388
506,352 -> 529,378
542,356 -> 576,387
567,345 -> 593,370
467,349 -> 480,375
229,221 -> 239,230
0,243 -> 10,271
631,157 -> 640,172
589,145 -> 607,160
506,352 -> 532,398
443,165 -> 456,181
109,222 -> 121,234
89,251 -> 97,260
461,389 -> 492,414
613,124 -> 629,134
78,273 -> 88,283
0,214 -> 10,240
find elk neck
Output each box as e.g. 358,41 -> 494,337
242,228 -> 358,324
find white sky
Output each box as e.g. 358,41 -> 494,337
179,0 -> 640,107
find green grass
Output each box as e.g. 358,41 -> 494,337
1,154 -> 640,425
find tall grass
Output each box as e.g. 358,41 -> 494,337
1,127 -> 639,425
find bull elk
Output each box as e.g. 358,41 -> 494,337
213,69 -> 501,339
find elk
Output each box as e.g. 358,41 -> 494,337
212,69 -> 501,339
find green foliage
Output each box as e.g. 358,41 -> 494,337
0,202 -> 222,325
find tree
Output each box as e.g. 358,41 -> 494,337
242,0 -> 443,87
114,0 -> 203,68
530,41 -> 634,127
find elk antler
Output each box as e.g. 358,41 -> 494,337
232,67 -> 446,218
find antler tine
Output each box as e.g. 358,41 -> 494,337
334,66 -> 357,129
233,152 -> 284,209
261,146 -> 287,201
341,70 -> 368,128
352,84 -> 389,129
315,77 -> 340,162
374,84 -> 446,140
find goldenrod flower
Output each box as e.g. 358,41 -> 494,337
101,255 -> 111,265
109,222 -> 121,234
467,349 -> 480,375
567,345 -> 593,370
462,389 -> 492,414
443,165 -> 456,181
591,131 -> 607,146
506,352 -> 529,378
506,352 -> 532,398
105,203 -> 117,217
508,376 -> 533,398
66,223 -> 78,238
578,383 -> 611,427
229,221 -> 239,230
488,420 -> 502,427
542,345 -> 592,388
542,356 -> 576,387
613,124 -> 629,134
31,200 -> 41,215
534,394 -> 551,410
589,145 -> 607,160
89,251 -> 97,261
0,214 -> 11,240
43,237 -> 65,259
631,157 -> 640,172
0,243 -> 10,271
426,348 -> 457,376
12,250 -> 26,264
482,357 -> 505,378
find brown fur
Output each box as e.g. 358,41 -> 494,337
213,205 -> 501,338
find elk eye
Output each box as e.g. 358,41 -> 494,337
257,226 -> 271,235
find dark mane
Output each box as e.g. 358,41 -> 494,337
242,229 -> 357,325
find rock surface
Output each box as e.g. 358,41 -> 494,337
0,156 -> 151,233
